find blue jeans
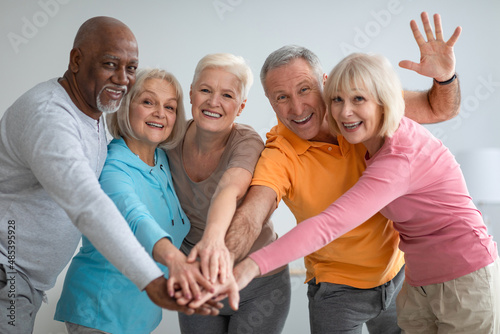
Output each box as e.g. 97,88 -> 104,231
179,266 -> 291,334
308,266 -> 404,334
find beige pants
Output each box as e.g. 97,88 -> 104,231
396,258 -> 499,334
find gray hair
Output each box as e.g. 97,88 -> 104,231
260,45 -> 324,93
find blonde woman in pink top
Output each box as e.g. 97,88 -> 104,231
234,53 -> 499,333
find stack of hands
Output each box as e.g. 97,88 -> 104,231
149,241 -> 245,316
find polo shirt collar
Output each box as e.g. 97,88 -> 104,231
274,119 -> 351,156
275,120 -> 311,155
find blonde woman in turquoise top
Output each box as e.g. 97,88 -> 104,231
54,68 -> 214,334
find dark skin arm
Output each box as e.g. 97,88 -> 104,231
400,12 -> 462,124
144,276 -> 221,316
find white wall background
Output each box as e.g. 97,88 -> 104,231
1,0 -> 499,333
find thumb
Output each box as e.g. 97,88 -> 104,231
187,248 -> 198,263
399,60 -> 420,73
228,282 -> 240,311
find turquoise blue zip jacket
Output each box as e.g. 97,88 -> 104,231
54,138 -> 190,334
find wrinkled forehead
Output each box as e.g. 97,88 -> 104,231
265,60 -> 321,93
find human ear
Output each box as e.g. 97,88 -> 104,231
68,48 -> 82,73
237,99 -> 247,116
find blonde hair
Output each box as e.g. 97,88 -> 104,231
106,68 -> 186,149
192,53 -> 253,101
324,53 -> 404,138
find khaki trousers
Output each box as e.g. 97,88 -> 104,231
396,258 -> 499,334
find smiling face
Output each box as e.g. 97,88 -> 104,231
264,58 -> 327,141
127,78 -> 178,151
330,86 -> 384,156
70,19 -> 139,119
190,67 -> 245,134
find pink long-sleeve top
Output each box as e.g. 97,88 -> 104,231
250,117 -> 497,286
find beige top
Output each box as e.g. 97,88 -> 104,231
166,120 -> 276,256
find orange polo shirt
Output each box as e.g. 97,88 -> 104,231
251,120 -> 404,288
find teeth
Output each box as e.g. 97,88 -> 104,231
202,110 -> 221,118
106,88 -> 122,94
343,121 -> 362,129
294,114 -> 312,123
146,122 -> 164,128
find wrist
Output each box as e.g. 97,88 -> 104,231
153,238 -> 181,267
243,257 -> 261,277
202,229 -> 226,243
434,73 -> 457,85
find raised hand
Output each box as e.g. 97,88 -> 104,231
399,12 -> 461,82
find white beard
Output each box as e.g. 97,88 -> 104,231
96,85 -> 127,114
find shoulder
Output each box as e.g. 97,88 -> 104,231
227,123 -> 265,154
102,140 -> 136,175
389,117 -> 440,152
232,123 -> 264,143
6,79 -> 77,124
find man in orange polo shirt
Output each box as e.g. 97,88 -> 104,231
226,12 -> 461,333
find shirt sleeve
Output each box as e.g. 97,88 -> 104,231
99,162 -> 172,257
226,125 -> 265,174
251,143 -> 293,206
16,109 -> 162,290
249,152 -> 411,275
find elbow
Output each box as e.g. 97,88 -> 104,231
432,104 -> 460,123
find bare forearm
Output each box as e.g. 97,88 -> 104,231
204,167 -> 253,242
428,74 -> 461,122
404,75 -> 460,124
225,185 -> 277,263
203,190 -> 238,242
152,237 -> 184,267
225,209 -> 263,264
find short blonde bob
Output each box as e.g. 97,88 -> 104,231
192,53 -> 254,101
324,53 -> 404,138
106,68 -> 186,150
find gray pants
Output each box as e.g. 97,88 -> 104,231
0,264 -> 45,334
65,322 -> 111,334
178,266 -> 291,334
308,266 -> 405,334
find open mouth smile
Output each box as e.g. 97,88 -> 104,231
146,122 -> 164,128
202,110 -> 222,118
293,114 -> 313,124
343,121 -> 362,130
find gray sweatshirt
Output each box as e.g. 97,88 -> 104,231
0,78 -> 162,291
